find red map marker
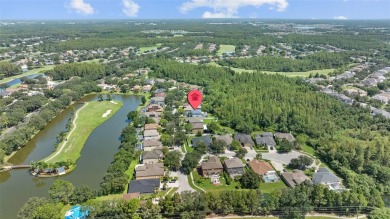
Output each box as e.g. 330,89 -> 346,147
187,90 -> 203,110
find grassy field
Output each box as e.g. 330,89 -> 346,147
138,44 -> 161,53
259,181 -> 287,193
302,145 -> 316,156
0,65 -> 55,84
43,100 -> 123,163
217,44 -> 236,56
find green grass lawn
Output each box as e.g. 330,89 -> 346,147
43,100 -> 123,163
0,65 -> 55,84
139,45 -> 158,53
192,169 -> 240,192
259,180 -> 287,193
167,187 -> 178,196
217,44 -> 236,56
123,159 -> 139,193
302,145 -> 316,156
94,194 -> 122,201
187,172 -> 205,193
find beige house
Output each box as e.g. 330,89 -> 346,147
144,130 -> 160,140
201,156 -> 223,177
135,163 -> 164,179
142,150 -> 164,164
142,139 -> 162,151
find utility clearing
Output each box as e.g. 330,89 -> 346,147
43,100 -> 123,163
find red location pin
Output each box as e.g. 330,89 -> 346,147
187,90 -> 203,110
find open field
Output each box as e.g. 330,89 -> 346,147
217,44 -> 236,56
0,65 -> 55,84
43,100 -> 123,163
138,44 -> 161,53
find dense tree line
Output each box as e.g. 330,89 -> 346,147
99,121 -> 138,195
218,52 -> 351,72
147,58 -> 390,206
45,62 -> 106,80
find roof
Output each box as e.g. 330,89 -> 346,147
201,156 -> 223,170
274,132 -> 295,143
260,132 -> 273,137
127,179 -> 160,194
255,136 -> 276,147
144,130 -> 159,137
224,158 -> 244,169
248,160 -> 274,175
281,170 -> 311,187
144,123 -> 159,130
234,133 -> 255,146
123,193 -> 140,200
185,117 -> 203,124
143,150 -> 164,160
192,123 -> 204,129
135,163 -> 164,178
56,166 -> 66,174
153,88 -> 166,94
312,168 -> 341,184
151,97 -> 165,102
215,134 -> 233,145
192,136 -> 212,147
143,139 -> 162,147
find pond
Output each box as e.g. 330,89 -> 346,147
0,94 -> 141,219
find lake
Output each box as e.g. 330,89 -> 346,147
0,94 -> 141,219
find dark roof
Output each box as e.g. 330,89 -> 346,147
192,136 -> 212,147
234,133 -> 255,146
260,132 -> 273,137
185,117 -> 203,124
312,168 -> 341,184
255,136 -> 276,147
127,179 -> 160,194
153,88 -> 166,94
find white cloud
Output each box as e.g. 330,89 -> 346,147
180,0 -> 289,18
70,0 -> 94,15
122,0 -> 140,17
202,11 -> 238,18
333,15 -> 348,20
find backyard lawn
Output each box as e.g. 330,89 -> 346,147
259,180 -> 287,193
192,169 -> 240,192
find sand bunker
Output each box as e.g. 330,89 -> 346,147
102,110 -> 112,118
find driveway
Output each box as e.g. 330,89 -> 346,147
177,170 -> 195,193
244,146 -> 257,160
261,151 -> 302,165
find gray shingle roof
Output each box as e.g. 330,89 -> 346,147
312,168 -> 341,184
192,136 -> 212,147
255,136 -> 276,147
234,133 -> 255,146
201,156 -> 223,170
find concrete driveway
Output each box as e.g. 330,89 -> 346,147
177,170 -> 195,193
261,151 -> 302,165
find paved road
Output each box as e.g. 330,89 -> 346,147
175,146 -> 195,193
261,150 -> 302,165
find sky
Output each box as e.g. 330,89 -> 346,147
0,0 -> 389,20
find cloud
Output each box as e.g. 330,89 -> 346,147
202,11 -> 238,18
122,0 -> 140,17
181,0 -> 289,18
70,0 -> 94,15
333,15 -> 348,20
